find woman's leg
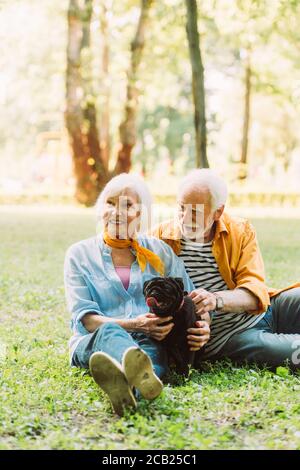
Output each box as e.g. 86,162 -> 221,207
131,332 -> 169,379
72,322 -> 139,368
72,323 -> 165,405
72,323 -> 140,416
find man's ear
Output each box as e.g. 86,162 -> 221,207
213,204 -> 225,221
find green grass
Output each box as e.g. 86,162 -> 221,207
1,208 -> 300,450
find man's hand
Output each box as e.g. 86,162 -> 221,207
187,320 -> 210,351
189,288 -> 217,317
133,313 -> 174,341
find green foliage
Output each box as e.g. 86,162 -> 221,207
1,0 -> 300,179
1,208 -> 300,449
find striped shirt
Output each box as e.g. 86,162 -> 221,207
179,237 -> 266,357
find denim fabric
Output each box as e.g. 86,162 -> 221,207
71,322 -> 169,380
196,288 -> 300,370
64,233 -> 195,358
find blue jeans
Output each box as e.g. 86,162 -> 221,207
197,288 -> 300,370
72,322 -> 169,379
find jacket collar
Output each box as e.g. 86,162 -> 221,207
214,214 -> 229,239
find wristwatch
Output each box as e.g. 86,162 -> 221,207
213,293 -> 225,312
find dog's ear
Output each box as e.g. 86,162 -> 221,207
174,277 -> 184,292
143,279 -> 151,295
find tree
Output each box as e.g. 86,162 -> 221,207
185,0 -> 209,168
99,0 -> 111,171
65,0 -> 107,205
114,0 -> 154,174
239,47 -> 252,179
65,0 -> 153,205
211,0 -> 283,179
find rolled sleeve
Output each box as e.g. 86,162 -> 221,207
233,222 -> 270,314
64,252 -> 104,335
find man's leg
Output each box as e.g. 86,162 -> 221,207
198,313 -> 300,370
270,287 -> 300,334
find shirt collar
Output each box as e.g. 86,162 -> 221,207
214,215 -> 229,239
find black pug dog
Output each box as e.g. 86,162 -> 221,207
143,277 -> 198,376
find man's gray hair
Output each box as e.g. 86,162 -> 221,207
178,169 -> 228,210
95,173 -> 152,232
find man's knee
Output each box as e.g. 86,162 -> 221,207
272,287 -> 300,307
250,337 -> 300,369
210,331 -> 294,367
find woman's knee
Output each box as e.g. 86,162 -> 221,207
95,322 -> 124,337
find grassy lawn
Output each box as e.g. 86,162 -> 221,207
0,207 -> 300,450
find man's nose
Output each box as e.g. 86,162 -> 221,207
182,210 -> 194,225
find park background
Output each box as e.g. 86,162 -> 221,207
1,0 -> 300,450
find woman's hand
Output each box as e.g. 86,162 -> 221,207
133,313 -> 174,341
187,320 -> 210,351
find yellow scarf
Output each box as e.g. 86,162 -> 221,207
103,231 -> 165,276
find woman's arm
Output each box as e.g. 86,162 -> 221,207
82,312 -> 174,337
64,245 -> 174,338
64,248 -> 106,335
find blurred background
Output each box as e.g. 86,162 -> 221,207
1,0 -> 300,212
1,2 -> 300,451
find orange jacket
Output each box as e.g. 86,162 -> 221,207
151,212 -> 300,315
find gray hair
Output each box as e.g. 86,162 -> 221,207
178,169 -> 228,210
95,173 -> 152,233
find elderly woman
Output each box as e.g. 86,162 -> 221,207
64,174 -> 209,416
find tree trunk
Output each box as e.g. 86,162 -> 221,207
113,0 -> 153,175
185,0 -> 209,169
65,0 -> 108,206
99,0 -> 110,171
239,49 -> 252,180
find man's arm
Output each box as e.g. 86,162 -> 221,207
189,287 -> 259,316
189,220 -> 270,316
232,220 -> 269,314
214,287 -> 259,313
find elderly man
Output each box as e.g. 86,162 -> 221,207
152,169 -> 300,370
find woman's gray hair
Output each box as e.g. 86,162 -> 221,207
178,169 -> 228,211
95,173 -> 152,233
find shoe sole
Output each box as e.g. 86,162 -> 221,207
89,352 -> 137,417
123,347 -> 163,400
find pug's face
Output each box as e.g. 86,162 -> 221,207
143,277 -> 185,317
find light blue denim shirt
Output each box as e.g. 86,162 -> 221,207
64,233 -> 195,359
